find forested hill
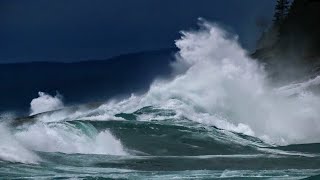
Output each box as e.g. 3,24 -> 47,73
253,0 -> 320,82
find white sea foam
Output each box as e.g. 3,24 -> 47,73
30,92 -> 64,115
144,21 -> 320,145
0,119 -> 126,164
14,122 -> 126,155
0,124 -> 40,164
79,20 -> 320,145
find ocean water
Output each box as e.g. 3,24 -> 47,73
1,20 -> 320,179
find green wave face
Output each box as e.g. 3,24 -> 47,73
1,106 -> 320,179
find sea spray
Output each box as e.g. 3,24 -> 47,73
0,124 -> 40,164
145,21 -> 320,144
80,20 -> 320,145
14,122 -> 126,155
30,92 -> 64,115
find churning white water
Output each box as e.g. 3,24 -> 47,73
86,20 -> 320,145
14,122 -> 126,155
0,121 -> 126,163
30,92 -> 64,115
0,124 -> 40,164
1,20 -> 320,164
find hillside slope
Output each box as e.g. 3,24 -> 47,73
253,0 -> 320,83
0,48 -> 176,112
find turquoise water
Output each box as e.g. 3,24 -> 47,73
1,107 -> 320,179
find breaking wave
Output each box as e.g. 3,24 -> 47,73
80,20 -> 320,145
1,20 -> 320,169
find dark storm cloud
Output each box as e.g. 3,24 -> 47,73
0,0 -> 275,62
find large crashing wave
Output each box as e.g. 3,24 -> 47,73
85,20 -> 320,145
2,20 -> 320,164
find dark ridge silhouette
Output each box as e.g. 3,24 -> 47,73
0,48 -> 177,113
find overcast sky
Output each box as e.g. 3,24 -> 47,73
0,0 -> 276,63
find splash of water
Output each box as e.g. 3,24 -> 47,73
83,20 -> 320,145
14,122 -> 126,155
0,124 -> 40,164
30,92 -> 64,115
